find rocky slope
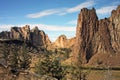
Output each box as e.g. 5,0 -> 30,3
72,5 -> 120,66
0,25 -> 51,48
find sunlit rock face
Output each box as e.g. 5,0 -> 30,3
53,35 -> 75,48
0,25 -> 51,48
72,5 -> 120,66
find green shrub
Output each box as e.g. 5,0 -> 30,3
35,55 -> 65,80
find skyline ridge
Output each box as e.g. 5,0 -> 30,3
0,0 -> 120,41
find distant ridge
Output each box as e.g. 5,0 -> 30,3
0,25 -> 51,48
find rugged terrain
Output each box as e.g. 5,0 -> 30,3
0,6 -> 120,67
0,5 -> 120,80
0,25 -> 51,48
72,5 -> 120,67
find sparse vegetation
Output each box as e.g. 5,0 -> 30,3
35,53 -> 65,80
0,42 -> 31,79
0,41 -> 120,80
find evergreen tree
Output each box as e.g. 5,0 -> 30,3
35,54 -> 64,80
18,43 -> 31,70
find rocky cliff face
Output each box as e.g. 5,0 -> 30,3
73,5 -> 120,66
74,8 -> 98,63
50,35 -> 75,49
0,25 -> 51,48
30,26 -> 51,47
10,25 -> 31,40
109,6 -> 120,53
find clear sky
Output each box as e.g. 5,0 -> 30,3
0,0 -> 120,41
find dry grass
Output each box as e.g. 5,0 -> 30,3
88,53 -> 120,67
87,70 -> 120,80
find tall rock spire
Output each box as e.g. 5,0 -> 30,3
73,5 -> 120,65
74,8 -> 98,63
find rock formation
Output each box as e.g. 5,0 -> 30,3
54,35 -> 67,48
52,35 -> 75,49
10,25 -> 31,40
30,26 -> 51,47
54,35 -> 75,48
0,25 -> 51,48
0,6 -> 120,66
72,5 -> 120,66
74,8 -> 98,63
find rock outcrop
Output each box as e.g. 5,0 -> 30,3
10,25 -> 31,40
54,35 -> 67,48
73,8 -> 98,63
30,26 -> 51,47
0,25 -> 51,48
53,35 -> 75,48
72,5 -> 120,66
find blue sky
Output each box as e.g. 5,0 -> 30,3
0,0 -> 120,41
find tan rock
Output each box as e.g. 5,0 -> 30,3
0,25 -> 51,48
50,35 -> 75,49
11,25 -> 31,40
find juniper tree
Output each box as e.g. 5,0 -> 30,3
0,42 -> 31,76
35,54 -> 64,80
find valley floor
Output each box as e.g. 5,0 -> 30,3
87,70 -> 120,80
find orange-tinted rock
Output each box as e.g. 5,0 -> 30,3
50,35 -> 75,49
